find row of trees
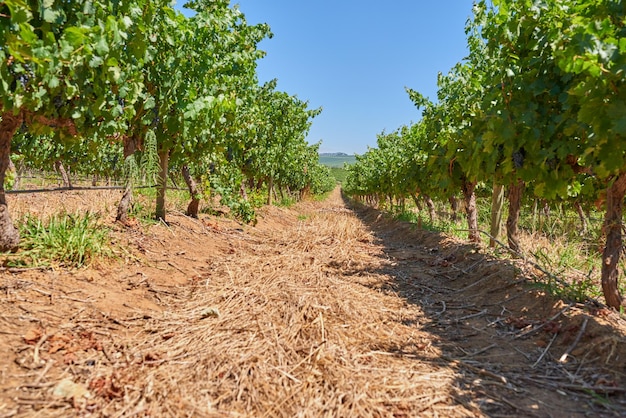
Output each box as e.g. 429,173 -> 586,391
0,0 -> 335,248
344,0 -> 626,309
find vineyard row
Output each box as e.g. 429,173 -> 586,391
343,0 -> 626,309
0,0 -> 336,251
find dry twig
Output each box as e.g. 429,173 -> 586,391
559,317 -> 589,363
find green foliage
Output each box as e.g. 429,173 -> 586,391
6,212 -> 111,268
222,81 -> 334,205
247,188 -> 269,209
329,167 -> 348,183
214,184 -> 257,224
137,130 -> 159,186
0,0 -> 336,243
198,158 -> 258,224
345,0 -> 623,209
343,0 -> 626,306
229,199 -> 256,224
308,163 -> 336,195
393,206 -> 466,239
0,0 -> 165,136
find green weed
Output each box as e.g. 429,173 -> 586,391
247,189 -> 267,208
395,211 -> 418,223
276,196 -> 296,207
527,242 -> 602,303
7,212 -> 112,268
310,191 -> 331,202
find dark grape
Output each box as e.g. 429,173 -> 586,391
151,107 -> 159,127
53,96 -> 63,109
512,149 -> 525,168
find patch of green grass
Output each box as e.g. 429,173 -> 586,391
276,196 -> 297,207
129,199 -> 159,226
312,190 -> 332,202
528,242 -> 604,303
8,212 -> 112,268
135,185 -> 157,199
395,210 -> 418,223
132,186 -> 191,222
168,188 -> 192,209
394,209 -> 465,237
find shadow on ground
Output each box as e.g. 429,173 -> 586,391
342,193 -> 626,418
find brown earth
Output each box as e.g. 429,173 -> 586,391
0,187 -> 625,417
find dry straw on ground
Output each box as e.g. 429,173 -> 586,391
1,188 -> 625,417
118,205 -> 467,417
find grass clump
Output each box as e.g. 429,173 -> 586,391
528,240 -> 605,303
7,211 -> 111,268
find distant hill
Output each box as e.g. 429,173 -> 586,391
318,153 -> 356,168
319,152 -> 350,157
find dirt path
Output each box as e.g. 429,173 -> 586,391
1,187 -> 625,417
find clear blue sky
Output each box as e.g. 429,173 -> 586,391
177,1 -> 474,155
